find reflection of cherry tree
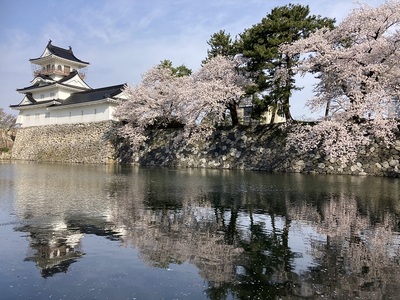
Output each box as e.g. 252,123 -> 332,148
202,188 -> 298,299
288,194 -> 400,298
105,174 -> 244,285
106,170 -> 301,294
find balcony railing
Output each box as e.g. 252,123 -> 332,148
33,69 -> 86,80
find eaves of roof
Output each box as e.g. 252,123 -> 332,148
17,72 -> 90,93
10,100 -> 61,110
16,82 -> 88,93
11,84 -> 125,110
61,84 -> 126,106
47,98 -> 118,110
31,74 -> 54,83
57,70 -> 82,83
29,41 -> 89,65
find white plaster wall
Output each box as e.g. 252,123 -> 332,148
17,103 -> 117,127
57,90 -> 72,100
30,89 -> 76,101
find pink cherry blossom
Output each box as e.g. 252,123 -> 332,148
282,0 -> 400,163
114,56 -> 247,149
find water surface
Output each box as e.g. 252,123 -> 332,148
0,162 -> 399,299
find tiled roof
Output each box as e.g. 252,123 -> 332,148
62,84 -> 125,105
16,83 -> 44,92
58,70 -> 82,83
9,99 -> 56,108
30,40 -> 89,65
26,93 -> 36,103
17,71 -> 87,92
10,84 -> 124,109
34,74 -> 53,81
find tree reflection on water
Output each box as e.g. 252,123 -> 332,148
11,164 -> 400,299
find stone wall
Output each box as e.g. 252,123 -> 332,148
11,121 -> 116,164
10,122 -> 400,177
118,125 -> 400,177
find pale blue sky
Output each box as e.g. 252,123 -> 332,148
0,0 -> 387,119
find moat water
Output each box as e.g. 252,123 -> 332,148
0,162 -> 399,299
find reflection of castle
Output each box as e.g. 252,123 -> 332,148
18,222 -> 84,278
12,164 -> 128,277
16,218 -> 125,278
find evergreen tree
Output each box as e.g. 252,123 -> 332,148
203,30 -> 236,64
238,4 -> 335,121
159,59 -> 192,77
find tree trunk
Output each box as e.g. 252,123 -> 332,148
269,105 -> 277,124
284,56 -> 293,121
282,100 -> 293,121
325,99 -> 331,117
228,103 -> 239,126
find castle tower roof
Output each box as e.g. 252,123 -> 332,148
29,40 -> 89,66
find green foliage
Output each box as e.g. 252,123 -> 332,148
159,59 -> 192,77
203,30 -> 237,64
237,4 -> 335,120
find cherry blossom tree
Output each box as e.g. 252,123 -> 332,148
114,65 -> 187,149
188,55 -> 246,130
114,56 -> 247,150
281,0 -> 400,163
0,108 -> 16,130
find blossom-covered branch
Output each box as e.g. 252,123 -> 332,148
114,56 -> 247,150
281,0 -> 400,163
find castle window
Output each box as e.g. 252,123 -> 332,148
50,92 -> 55,97
45,112 -> 50,118
81,110 -> 84,116
57,65 -> 62,71
64,65 -> 71,74
94,109 -> 97,114
69,112 -> 71,117
40,94 -> 45,99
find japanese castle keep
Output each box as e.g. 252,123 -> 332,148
11,40 -> 126,127
10,40 -> 126,163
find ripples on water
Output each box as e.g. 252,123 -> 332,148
0,161 -> 399,299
